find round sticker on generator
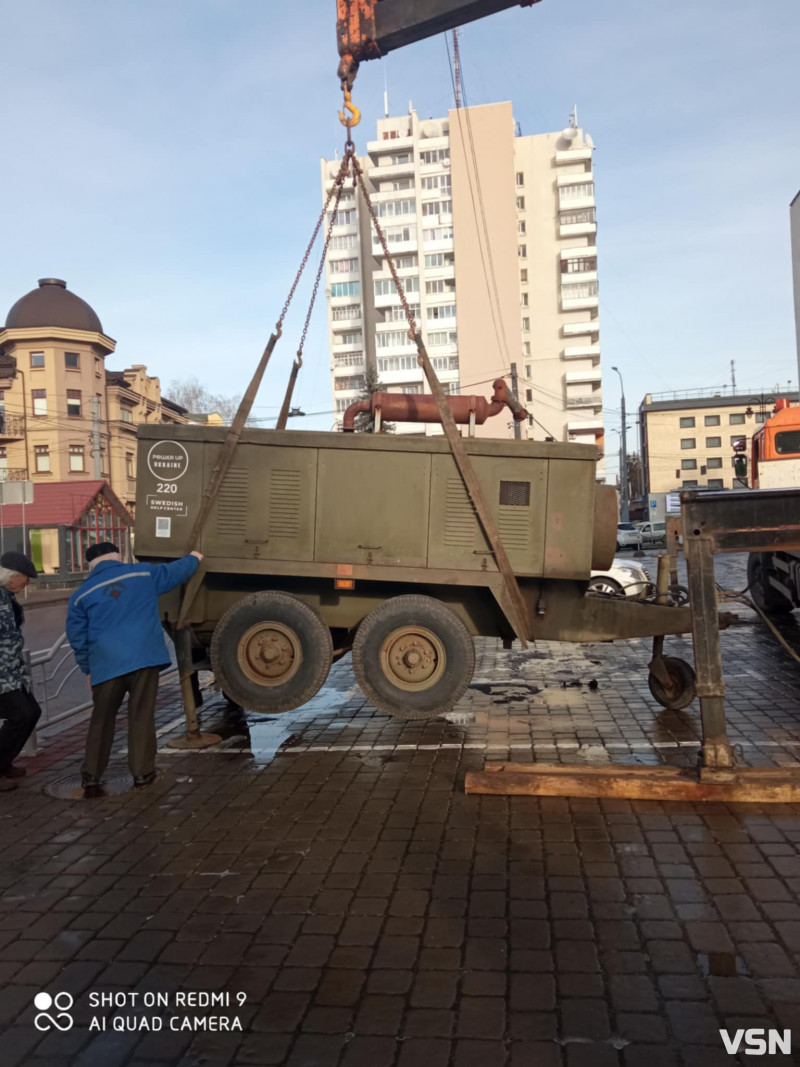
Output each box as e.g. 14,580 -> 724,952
147,441 -> 189,481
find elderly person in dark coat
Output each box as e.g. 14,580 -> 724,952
0,551 -> 40,792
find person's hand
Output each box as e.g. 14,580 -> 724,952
190,551 -> 204,562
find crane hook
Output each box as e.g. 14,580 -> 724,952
339,87 -> 361,130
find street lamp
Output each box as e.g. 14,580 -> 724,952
611,366 -> 629,521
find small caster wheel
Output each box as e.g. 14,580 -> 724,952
648,656 -> 697,711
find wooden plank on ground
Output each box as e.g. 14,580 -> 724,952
465,763 -> 800,804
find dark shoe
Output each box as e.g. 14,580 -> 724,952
0,777 -> 18,792
133,772 -> 157,789
83,783 -> 105,799
3,765 -> 26,778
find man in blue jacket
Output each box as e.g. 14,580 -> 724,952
66,541 -> 202,796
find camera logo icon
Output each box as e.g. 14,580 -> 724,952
34,992 -> 74,1031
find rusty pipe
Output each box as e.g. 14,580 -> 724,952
341,378 -> 528,432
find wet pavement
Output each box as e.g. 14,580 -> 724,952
2,551 -> 800,1065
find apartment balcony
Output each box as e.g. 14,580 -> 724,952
372,238 -> 418,257
559,222 -> 596,238
566,393 -> 602,409
366,159 -> 415,181
562,321 -> 600,338
563,344 -> 601,360
330,317 -> 363,333
568,417 -> 604,433
561,296 -> 599,311
555,146 -> 593,164
0,467 -> 27,481
367,134 -> 414,154
332,338 -> 364,351
0,414 -> 25,441
566,367 -> 602,384
561,245 -> 597,261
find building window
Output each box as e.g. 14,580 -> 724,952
520,269 -> 528,283
681,459 -> 697,470
755,411 -> 768,424
30,351 -> 45,368
729,412 -> 746,425
679,417 -> 695,428
523,342 -> 531,355
680,438 -> 696,449
334,375 -> 365,391
126,452 -> 134,478
704,414 -> 720,426
421,198 -> 452,217
121,407 -> 133,423
34,445 -> 50,472
516,172 -> 524,186
518,245 -> 527,258
335,351 -> 364,366
520,292 -> 529,307
425,279 -> 455,295
518,221 -> 526,235
522,317 -> 530,331
67,389 -> 82,417
329,257 -> 359,273
730,435 -> 746,449
707,478 -> 724,489
516,196 -> 525,210
32,389 -> 47,416
526,389 -> 532,402
427,330 -> 457,347
560,207 -> 596,225
707,457 -> 723,469
332,304 -> 361,321
561,280 -> 598,299
525,364 -> 532,378
331,281 -> 360,298
69,445 -> 84,472
330,233 -> 358,251
682,480 -> 698,487
705,436 -> 721,448
427,305 -> 456,322
64,351 -> 80,368
331,208 -> 356,226
559,182 -> 594,202
561,256 -> 597,274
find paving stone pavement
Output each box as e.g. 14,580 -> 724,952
2,552 -> 800,1065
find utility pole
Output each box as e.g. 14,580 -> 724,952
510,362 -> 521,440
452,28 -> 463,108
92,396 -> 102,478
611,366 -> 629,521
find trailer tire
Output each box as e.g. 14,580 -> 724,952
747,553 -> 794,616
352,595 -> 475,720
210,592 -> 333,714
648,656 -> 696,711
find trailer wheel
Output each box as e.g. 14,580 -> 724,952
352,595 -> 475,720
648,656 -> 697,711
747,553 -> 794,616
210,592 -> 333,714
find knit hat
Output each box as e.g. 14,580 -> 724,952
0,551 -> 38,579
85,541 -> 120,564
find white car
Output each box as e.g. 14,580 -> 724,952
616,522 -> 641,549
589,557 -> 651,598
636,520 -> 667,545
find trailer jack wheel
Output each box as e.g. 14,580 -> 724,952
648,656 -> 697,711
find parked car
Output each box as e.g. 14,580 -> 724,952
636,520 -> 667,545
589,558 -> 652,598
616,522 -> 641,549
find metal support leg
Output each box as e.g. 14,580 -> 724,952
685,534 -> 734,778
166,629 -> 221,750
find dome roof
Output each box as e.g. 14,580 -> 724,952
5,278 -> 104,334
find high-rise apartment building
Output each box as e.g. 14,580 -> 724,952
320,102 -> 604,475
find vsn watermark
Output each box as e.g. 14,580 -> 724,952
34,992 -> 74,1032
720,1029 -> 791,1056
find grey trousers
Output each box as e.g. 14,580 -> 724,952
82,667 -> 160,781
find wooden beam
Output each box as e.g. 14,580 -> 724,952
465,762 -> 800,804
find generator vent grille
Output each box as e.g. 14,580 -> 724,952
216,468 -> 248,535
499,480 -> 530,507
444,478 -> 476,546
497,510 -> 530,550
269,469 -> 301,538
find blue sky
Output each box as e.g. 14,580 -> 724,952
2,0 -> 799,473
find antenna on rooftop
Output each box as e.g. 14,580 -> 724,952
730,359 -> 736,391
569,105 -> 578,128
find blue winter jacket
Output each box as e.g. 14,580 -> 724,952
66,556 -> 199,686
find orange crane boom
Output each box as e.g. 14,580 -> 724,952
337,0 -> 542,87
